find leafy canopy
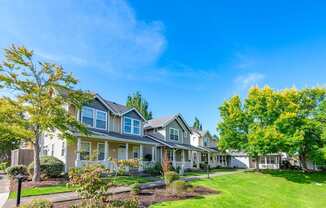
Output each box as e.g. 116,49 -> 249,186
126,91 -> 152,120
0,45 -> 93,142
218,86 -> 326,167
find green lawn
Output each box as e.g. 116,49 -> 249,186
9,175 -> 157,199
152,170 -> 326,208
182,168 -> 239,177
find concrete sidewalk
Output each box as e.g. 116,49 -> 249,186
0,174 -> 10,208
4,169 -> 245,207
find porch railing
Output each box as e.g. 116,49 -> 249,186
259,163 -> 279,169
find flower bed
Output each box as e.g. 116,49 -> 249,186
53,185 -> 218,208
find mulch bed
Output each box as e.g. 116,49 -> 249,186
54,186 -> 218,208
10,178 -> 67,192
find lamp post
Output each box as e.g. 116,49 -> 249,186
207,163 -> 210,179
15,173 -> 26,207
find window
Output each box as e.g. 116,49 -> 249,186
81,107 -> 107,130
96,111 -> 107,129
204,137 -> 208,146
124,117 -> 132,133
123,117 -> 141,135
133,120 -> 140,135
61,141 -> 65,157
80,142 -> 91,160
169,128 -> 179,141
97,143 -> 105,160
81,107 -> 94,127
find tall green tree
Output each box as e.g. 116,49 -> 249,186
126,91 -> 152,120
218,86 -> 326,171
218,86 -> 285,170
193,117 -> 203,130
276,88 -> 326,170
0,45 -> 92,181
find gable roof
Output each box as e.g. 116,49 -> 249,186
93,94 -> 146,121
191,128 -> 211,138
144,113 -> 191,133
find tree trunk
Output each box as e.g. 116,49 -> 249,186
255,156 -> 260,171
32,135 -> 41,182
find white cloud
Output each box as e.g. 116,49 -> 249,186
234,72 -> 265,90
0,0 -> 166,75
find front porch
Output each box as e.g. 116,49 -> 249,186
165,148 -> 193,170
73,137 -> 158,172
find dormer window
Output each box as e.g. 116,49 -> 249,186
81,106 -> 107,130
123,117 -> 141,135
169,128 -> 179,141
204,137 -> 208,147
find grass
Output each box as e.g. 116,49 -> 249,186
182,168 -> 239,177
152,170 -> 326,208
9,175 -> 157,199
9,183 -> 73,199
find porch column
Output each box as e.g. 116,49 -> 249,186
76,138 -> 81,161
190,150 -> 193,169
152,146 -> 155,162
125,143 -> 129,160
196,152 -> 200,169
139,144 -> 143,171
208,152 -> 211,166
75,138 -> 81,167
125,143 -> 129,172
173,149 -> 176,168
182,150 -> 185,171
265,156 -> 267,166
104,141 -> 108,160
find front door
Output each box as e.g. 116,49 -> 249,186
118,147 -> 126,160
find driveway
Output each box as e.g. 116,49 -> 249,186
0,174 -> 10,208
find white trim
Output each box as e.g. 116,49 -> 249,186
120,108 -> 146,121
146,135 -> 173,148
169,127 -> 179,141
81,106 -> 108,131
74,133 -> 158,145
95,94 -> 118,114
123,116 -> 141,136
161,114 -> 192,134
97,142 -> 105,161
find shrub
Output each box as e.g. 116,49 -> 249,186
131,183 -> 141,195
20,199 -> 53,208
68,165 -> 110,200
144,162 -> 162,176
6,165 -> 28,178
169,180 -> 192,194
164,171 -> 179,185
28,156 -> 64,178
0,162 -> 8,172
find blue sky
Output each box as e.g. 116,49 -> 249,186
1,0 -> 326,134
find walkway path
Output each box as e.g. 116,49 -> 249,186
0,174 -> 10,208
4,169 -> 246,207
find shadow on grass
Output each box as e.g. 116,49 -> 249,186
260,170 -> 326,184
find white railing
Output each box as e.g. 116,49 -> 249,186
259,164 -> 279,169
175,161 -> 192,170
75,160 -> 116,170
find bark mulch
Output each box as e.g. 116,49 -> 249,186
54,185 -> 218,208
9,178 -> 67,191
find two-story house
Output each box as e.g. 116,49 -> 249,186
40,94 -> 160,172
144,114 -> 201,170
190,129 -> 229,168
